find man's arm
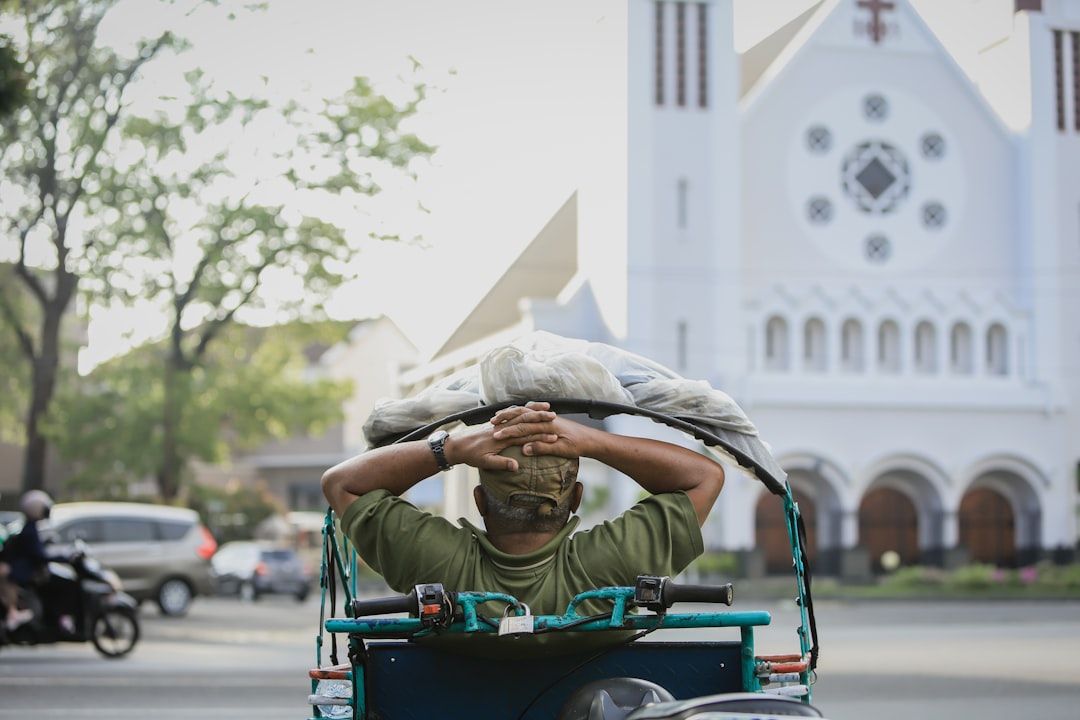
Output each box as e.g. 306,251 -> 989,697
323,401 -> 724,524
321,404 -> 561,518
490,404 -> 725,526
589,432 -> 725,526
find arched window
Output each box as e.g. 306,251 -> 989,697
986,323 -> 1009,375
877,320 -> 901,374
841,318 -> 864,372
765,316 -> 790,371
950,322 -> 973,375
914,321 -> 937,374
803,317 -> 827,372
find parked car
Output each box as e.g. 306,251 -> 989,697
210,541 -> 313,602
44,502 -> 217,616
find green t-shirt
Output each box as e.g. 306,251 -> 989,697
339,489 -> 703,655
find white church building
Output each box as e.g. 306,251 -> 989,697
374,0 -> 1080,578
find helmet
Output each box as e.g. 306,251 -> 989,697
20,489 -> 54,521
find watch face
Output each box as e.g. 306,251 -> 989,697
787,85 -> 964,270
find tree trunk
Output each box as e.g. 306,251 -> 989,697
156,284 -> 195,502
21,378 -> 52,493
20,270 -> 74,494
161,356 -> 175,501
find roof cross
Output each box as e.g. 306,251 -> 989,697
856,0 -> 896,45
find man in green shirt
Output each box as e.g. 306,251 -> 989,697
322,401 -> 725,625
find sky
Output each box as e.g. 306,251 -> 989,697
80,0 -> 1013,370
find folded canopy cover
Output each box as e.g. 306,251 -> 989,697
362,331 -> 788,490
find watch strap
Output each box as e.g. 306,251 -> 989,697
428,431 -> 452,471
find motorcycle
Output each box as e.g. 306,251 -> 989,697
0,540 -> 140,659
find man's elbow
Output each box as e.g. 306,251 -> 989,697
321,466 -> 349,511
711,462 -> 726,495
320,469 -> 334,500
695,462 -> 726,523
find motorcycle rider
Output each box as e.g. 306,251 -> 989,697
0,490 -> 75,633
1,552 -> 33,630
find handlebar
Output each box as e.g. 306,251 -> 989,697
351,592 -> 416,617
351,583 -> 457,628
350,576 -> 733,621
633,575 -> 733,611
328,578 -> 757,641
663,581 -> 734,607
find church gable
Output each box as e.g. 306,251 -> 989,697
744,0 -> 1010,132
741,0 -> 1016,286
740,1 -> 823,99
433,193 -> 578,358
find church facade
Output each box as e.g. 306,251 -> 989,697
400,0 -> 1079,576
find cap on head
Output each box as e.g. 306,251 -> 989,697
478,446 -> 577,517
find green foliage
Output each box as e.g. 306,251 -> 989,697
1011,561 -> 1080,591
579,485 -> 610,517
82,45 -> 435,322
0,0 -> 434,495
45,320 -> 353,496
867,561 -> 1080,597
880,565 -> 946,588
0,36 -> 27,117
0,0 -> 186,490
46,358 -> 164,497
945,563 -> 998,591
187,481 -> 282,543
688,551 -> 741,578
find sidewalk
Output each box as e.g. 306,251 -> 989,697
731,573 -> 1080,602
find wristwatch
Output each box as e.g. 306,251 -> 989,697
427,430 -> 453,471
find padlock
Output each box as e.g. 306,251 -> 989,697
498,602 -> 534,636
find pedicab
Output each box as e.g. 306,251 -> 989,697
304,333 -> 825,719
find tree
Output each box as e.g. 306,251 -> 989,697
0,264 -> 34,442
0,34 -> 28,118
47,320 -> 354,501
0,0 -> 179,494
0,0 -> 434,498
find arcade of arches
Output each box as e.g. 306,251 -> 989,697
755,481 -> 1023,576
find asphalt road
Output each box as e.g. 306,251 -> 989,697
727,598 -> 1080,720
1,594 -> 1078,719
0,594 -> 315,719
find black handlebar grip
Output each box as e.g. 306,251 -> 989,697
351,591 -> 415,617
663,582 -> 734,607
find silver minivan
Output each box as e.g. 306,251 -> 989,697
46,502 -> 218,616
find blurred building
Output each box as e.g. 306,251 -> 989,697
386,0 -> 1079,577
